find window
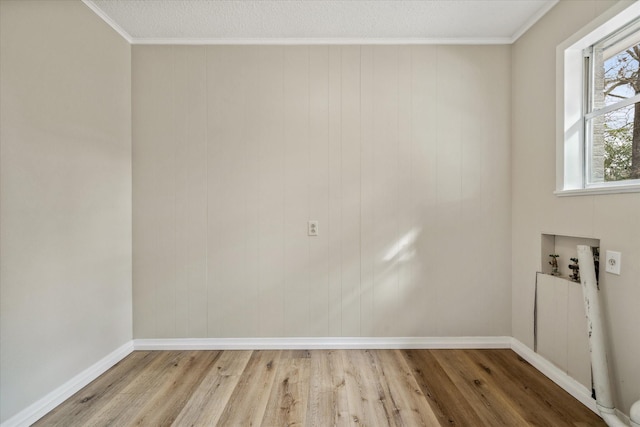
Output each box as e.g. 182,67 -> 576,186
584,18 -> 640,185
556,2 -> 640,195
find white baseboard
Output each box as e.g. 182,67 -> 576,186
510,338 -> 632,424
1,341 -> 134,427
510,338 -> 599,413
133,336 -> 512,351
1,336 -> 507,427
6,337 -> 627,426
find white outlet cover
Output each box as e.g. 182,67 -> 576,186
605,250 -> 621,275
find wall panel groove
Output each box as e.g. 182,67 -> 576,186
133,45 -> 511,339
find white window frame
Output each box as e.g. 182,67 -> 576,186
556,0 -> 640,196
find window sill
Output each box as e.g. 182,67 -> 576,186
555,184 -> 640,197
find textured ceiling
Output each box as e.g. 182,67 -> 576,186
84,0 -> 558,44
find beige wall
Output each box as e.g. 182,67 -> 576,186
0,0 -> 132,422
7,0 -> 639,421
512,0 -> 640,415
132,45 -> 512,339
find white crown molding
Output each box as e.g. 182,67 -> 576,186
0,341 -> 134,427
133,336 -> 512,350
82,0 -> 552,46
82,0 -> 133,44
128,37 -> 514,46
510,0 -> 559,43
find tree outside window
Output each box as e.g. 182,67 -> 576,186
588,26 -> 640,183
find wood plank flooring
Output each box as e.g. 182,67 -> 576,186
34,349 -> 605,426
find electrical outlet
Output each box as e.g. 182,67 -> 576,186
605,250 -> 621,275
308,220 -> 318,236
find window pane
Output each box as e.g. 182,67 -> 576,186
602,43 -> 640,107
588,102 -> 637,183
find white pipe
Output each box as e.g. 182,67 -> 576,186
577,245 -> 640,427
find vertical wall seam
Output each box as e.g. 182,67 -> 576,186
205,47 -> 210,337
186,49 -> 191,337
327,46 -> 331,335
434,46 -> 440,334
458,49 -> 463,248
244,48 -> 249,337
358,45 -> 363,337
153,50 -> 158,338
172,45 -> 178,338
246,48 -> 251,336
256,46 -> 262,337
307,46 -> 311,335
409,46 -> 414,330
339,47 -> 343,337
280,47 -> 287,335
371,47 -> 376,336
396,47 -> 400,328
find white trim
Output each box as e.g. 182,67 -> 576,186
128,37 -> 513,46
560,1 -> 640,50
556,0 -> 640,194
510,0 -> 559,43
81,0 -> 133,43
615,408 -> 632,427
554,183 -> 640,197
6,337 -> 628,425
78,0 -> 545,47
0,341 -> 134,427
81,0 -> 555,46
510,338 -> 599,414
133,336 -> 512,351
584,93 -> 640,120
511,338 -> 631,424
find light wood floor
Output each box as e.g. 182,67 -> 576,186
34,349 -> 605,426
